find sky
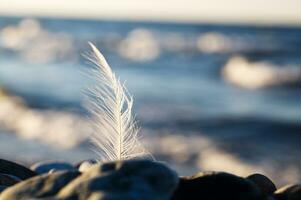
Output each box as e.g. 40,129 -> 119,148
0,0 -> 300,25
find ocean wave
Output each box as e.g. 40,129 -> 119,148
143,131 -> 301,186
197,32 -> 279,54
0,18 -> 75,63
0,89 -> 300,185
0,89 -> 91,149
222,56 -> 301,89
118,28 -> 160,62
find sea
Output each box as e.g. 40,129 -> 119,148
0,16 -> 300,186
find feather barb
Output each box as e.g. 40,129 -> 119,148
86,42 -> 149,162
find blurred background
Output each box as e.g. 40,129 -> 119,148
0,0 -> 301,186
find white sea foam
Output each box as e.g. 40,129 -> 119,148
222,56 -> 301,89
0,89 -> 91,149
118,29 -> 160,62
197,32 -> 278,54
0,89 -> 300,186
0,18 -> 75,63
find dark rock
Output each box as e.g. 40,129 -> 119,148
247,173 -> 277,195
0,159 -> 36,180
0,159 -> 178,200
0,173 -> 20,186
274,184 -> 301,200
0,170 -> 80,200
171,172 -> 265,200
58,159 -> 179,200
30,161 -> 76,174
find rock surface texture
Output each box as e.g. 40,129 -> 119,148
246,173 -> 277,196
0,159 -> 179,200
0,171 -> 80,199
274,184 -> 301,200
30,161 -> 76,174
171,172 -> 265,200
0,158 -> 300,200
0,159 -> 35,194
0,159 -> 36,180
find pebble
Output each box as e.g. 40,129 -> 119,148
246,173 -> 277,195
0,186 -> 7,193
0,159 -> 36,180
1,157 -> 299,200
274,184 -> 301,200
58,160 -> 179,200
30,161 -> 76,174
0,170 -> 80,200
0,159 -> 178,200
76,159 -> 98,172
171,172 -> 265,200
0,173 -> 20,186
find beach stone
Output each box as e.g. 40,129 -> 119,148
0,160 -> 178,200
30,161 -> 76,174
171,172 -> 265,200
77,159 -> 98,172
247,173 -> 277,195
0,186 -> 8,193
0,170 -> 80,200
0,173 -> 20,186
58,159 -> 179,200
0,159 -> 36,180
274,184 -> 301,200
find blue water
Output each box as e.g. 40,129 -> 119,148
0,17 -> 301,176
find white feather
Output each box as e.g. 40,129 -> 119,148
85,42 -> 149,161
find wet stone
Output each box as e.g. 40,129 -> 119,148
0,186 -> 8,193
0,159 -> 36,180
274,184 -> 301,200
58,159 -> 179,200
0,173 -> 20,186
30,161 -> 76,174
77,159 -> 98,172
247,173 -> 277,195
0,170 -> 80,200
0,160 -> 178,200
171,172 -> 265,200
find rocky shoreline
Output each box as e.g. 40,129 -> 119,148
0,158 -> 299,200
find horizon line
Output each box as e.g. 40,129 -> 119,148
1,13 -> 301,28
